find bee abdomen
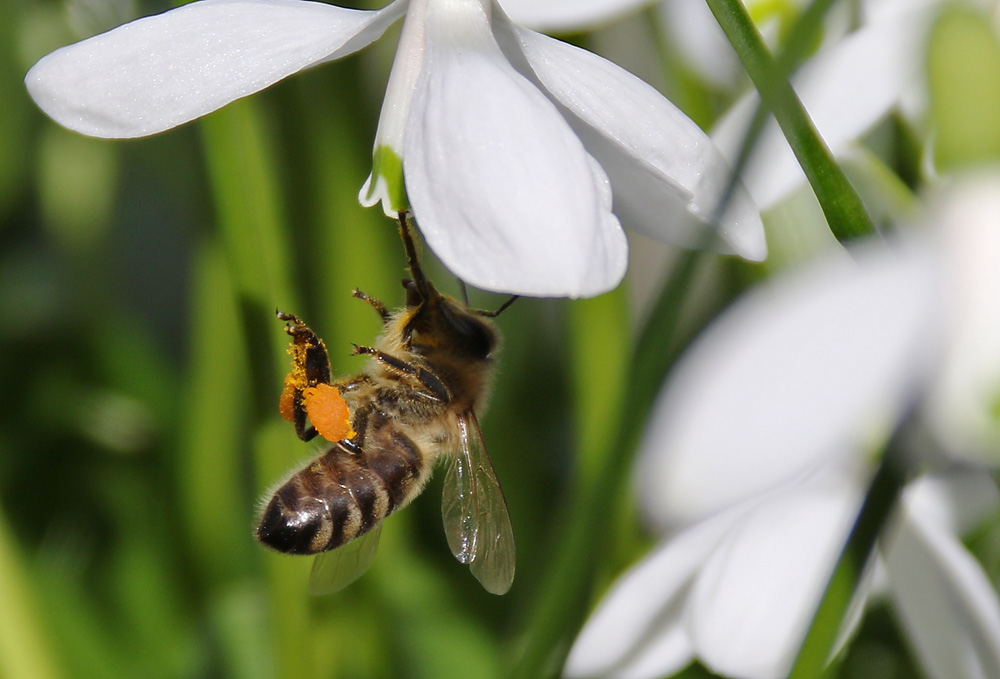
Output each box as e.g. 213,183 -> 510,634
255,433 -> 425,555
366,428 -> 425,512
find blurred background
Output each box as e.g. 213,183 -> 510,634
4,0 -> 999,677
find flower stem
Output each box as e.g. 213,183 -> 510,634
513,254 -> 707,678
705,0 -> 876,243
788,422 -> 911,678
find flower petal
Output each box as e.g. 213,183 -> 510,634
361,0 -> 428,214
498,0 -> 649,33
884,474 -> 1000,679
925,175 -> 1000,465
564,505 -> 743,679
502,22 -> 766,261
712,6 -> 933,209
689,467 -> 864,679
404,0 -> 627,297
655,0 -> 741,90
637,238 -> 940,526
25,0 -> 406,138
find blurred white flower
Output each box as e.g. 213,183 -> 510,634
565,173 -> 1000,679
566,467 -> 1000,679
711,0 -> 940,210
509,0 -> 944,215
884,473 -> 1000,679
25,0 -> 765,298
657,0 -> 808,92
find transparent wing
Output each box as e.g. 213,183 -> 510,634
441,412 -> 516,594
308,522 -> 382,596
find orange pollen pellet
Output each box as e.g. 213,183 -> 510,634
278,379 -> 297,422
303,383 -> 356,442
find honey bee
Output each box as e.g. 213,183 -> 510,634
255,213 -> 516,595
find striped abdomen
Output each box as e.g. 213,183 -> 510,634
256,428 -> 426,555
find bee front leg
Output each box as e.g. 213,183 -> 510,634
352,345 -> 451,404
352,289 -> 390,323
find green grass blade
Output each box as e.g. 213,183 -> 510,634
177,238 -> 254,585
0,508 -> 64,679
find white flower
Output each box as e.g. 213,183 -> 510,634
25,0 -> 766,298
565,467 -> 1000,679
884,473 -> 1000,679
564,462 -> 864,679
565,173 -> 1000,678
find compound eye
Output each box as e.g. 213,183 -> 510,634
403,279 -> 423,307
441,303 -> 496,360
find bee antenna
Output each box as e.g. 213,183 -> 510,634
458,280 -> 471,306
398,212 -> 431,297
479,295 -> 519,318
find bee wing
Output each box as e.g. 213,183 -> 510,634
441,412 -> 515,595
308,522 -> 382,596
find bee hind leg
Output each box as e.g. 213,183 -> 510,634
276,310 -> 332,442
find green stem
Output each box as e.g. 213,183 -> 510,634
705,0 -> 876,243
788,429 -> 910,678
513,254 -> 707,678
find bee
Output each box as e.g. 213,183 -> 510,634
255,213 -> 517,595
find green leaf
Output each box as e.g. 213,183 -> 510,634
198,99 -> 297,323
177,239 -> 254,585
0,508 -> 64,679
929,7 -> 1000,171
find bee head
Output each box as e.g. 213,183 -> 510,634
396,212 -> 506,361
402,284 -> 498,361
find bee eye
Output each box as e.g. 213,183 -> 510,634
442,304 -> 495,360
403,280 -> 423,307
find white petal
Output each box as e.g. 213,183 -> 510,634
903,472 -> 1000,545
884,475 -> 1000,679
925,175 -> 1000,464
860,0 -> 941,24
498,0 -> 649,33
361,0 -> 428,214
637,238 -> 940,526
712,7 -> 933,210
404,0 -> 626,297
689,469 -> 864,679
564,506 -> 743,679
25,0 -> 406,138
504,23 -> 766,261
655,0 -> 741,90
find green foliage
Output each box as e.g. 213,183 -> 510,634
928,6 -> 1000,170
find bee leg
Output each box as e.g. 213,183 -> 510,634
291,393 -> 320,442
276,310 -> 332,442
352,345 -> 451,404
476,295 -> 519,318
352,289 -> 390,323
277,311 -> 333,385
